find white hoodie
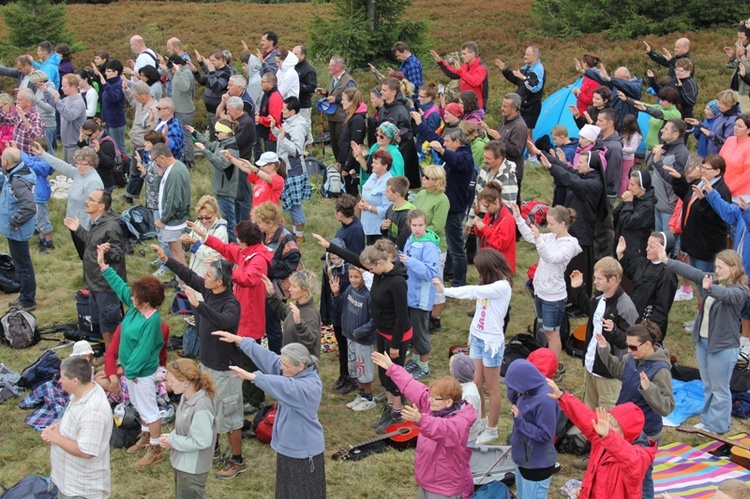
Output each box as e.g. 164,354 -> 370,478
276,52 -> 300,99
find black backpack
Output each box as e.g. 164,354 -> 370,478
500,333 -> 541,377
18,350 -> 60,390
0,253 -> 20,294
0,310 -> 38,349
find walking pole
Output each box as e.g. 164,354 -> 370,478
321,111 -> 326,156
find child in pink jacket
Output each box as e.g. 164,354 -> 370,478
373,351 -> 476,498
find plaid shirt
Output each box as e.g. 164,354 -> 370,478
155,115 -> 184,161
0,106 -> 45,154
400,54 -> 423,91
19,379 -> 70,431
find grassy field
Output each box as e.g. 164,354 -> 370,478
0,0 -> 748,497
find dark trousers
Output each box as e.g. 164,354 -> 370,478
594,197 -> 614,261
328,120 -> 343,160
333,324 -> 348,379
265,301 -> 282,354
241,340 -> 265,407
234,171 -> 252,228
8,239 -> 35,306
125,150 -> 145,199
445,211 -> 467,287
70,229 -> 85,260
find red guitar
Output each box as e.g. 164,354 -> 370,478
332,421 -> 419,461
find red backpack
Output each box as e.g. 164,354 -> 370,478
251,403 -> 277,444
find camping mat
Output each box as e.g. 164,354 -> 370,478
653,435 -> 750,497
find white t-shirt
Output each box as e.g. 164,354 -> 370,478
585,297 -> 606,377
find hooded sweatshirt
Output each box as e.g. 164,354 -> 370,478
245,54 -> 264,111
335,283 -> 375,345
0,162 -> 36,241
195,132 -> 239,198
505,360 -> 559,474
370,262 -> 412,348
276,51 -> 300,99
557,395 -> 656,499
403,230 -> 441,311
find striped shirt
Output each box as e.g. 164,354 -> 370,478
467,161 -> 519,226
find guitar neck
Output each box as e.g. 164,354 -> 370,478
677,426 -> 750,452
351,429 -> 405,449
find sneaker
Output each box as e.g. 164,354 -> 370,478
346,394 -> 364,409
476,426 -> 499,445
371,405 -> 391,429
150,258 -> 161,266
243,403 -> 261,415
123,195 -> 135,205
740,337 -> 750,357
375,412 -> 403,434
7,300 -> 19,309
674,288 -> 694,301
412,367 -> 431,381
136,444 -> 164,467
557,362 -> 566,374
693,422 -> 706,431
331,376 -> 347,391
553,370 -> 564,383
467,310 -> 475,318
404,359 -> 419,373
338,380 -> 357,395
215,458 -> 248,480
572,457 -> 589,470
353,398 -> 377,412
476,418 -> 487,435
127,432 -> 151,454
153,267 -> 169,277
213,444 -> 222,460
684,320 -> 696,328
428,317 -> 442,333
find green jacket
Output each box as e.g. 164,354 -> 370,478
643,103 -> 681,150
159,160 -> 191,227
103,267 -> 163,379
413,189 -> 450,252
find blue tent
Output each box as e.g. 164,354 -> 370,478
534,77 -> 651,157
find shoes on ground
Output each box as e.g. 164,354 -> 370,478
475,427 -> 499,445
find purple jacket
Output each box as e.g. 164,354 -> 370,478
387,364 -> 476,496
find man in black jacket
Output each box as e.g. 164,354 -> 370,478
644,37 -> 693,78
293,46 -> 317,147
64,189 -> 126,345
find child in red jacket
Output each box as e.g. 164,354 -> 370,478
547,379 -> 656,499
472,180 -> 516,273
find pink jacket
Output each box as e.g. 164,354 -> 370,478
387,364 -> 476,496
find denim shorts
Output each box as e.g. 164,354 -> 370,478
534,297 -> 567,331
469,335 -> 504,368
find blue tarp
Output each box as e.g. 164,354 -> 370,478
663,379 -> 705,427
534,77 -> 652,157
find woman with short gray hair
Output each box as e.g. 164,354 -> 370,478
213,333 -> 325,499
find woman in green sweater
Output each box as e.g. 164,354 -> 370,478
98,243 -> 166,468
619,87 -> 682,150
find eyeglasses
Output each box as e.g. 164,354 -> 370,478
429,394 -> 445,401
627,342 -> 645,352
155,106 -> 166,111
700,165 -> 716,171
196,215 -> 214,221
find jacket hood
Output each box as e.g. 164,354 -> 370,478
639,344 -> 671,366
8,163 -> 36,184
504,359 -> 548,393
526,348 -> 558,379
246,54 -> 262,77
280,52 -> 299,73
463,109 -> 486,121
383,261 -> 408,279
246,242 -> 274,265
325,238 -> 347,267
413,229 -> 440,246
355,102 -> 368,114
609,402 -> 645,442
95,209 -> 121,225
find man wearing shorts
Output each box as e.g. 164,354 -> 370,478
159,250 -> 246,480
63,189 -> 125,345
152,142 -> 190,267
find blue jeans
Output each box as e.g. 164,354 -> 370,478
689,256 -> 715,299
642,436 -> 661,499
8,239 -> 35,306
445,211 -> 467,287
695,337 -> 738,434
265,300 -> 282,354
106,126 -> 127,157
217,195 -> 237,244
514,469 -> 551,499
288,203 -> 306,226
654,208 -> 671,233
44,125 -> 56,153
534,297 -> 567,331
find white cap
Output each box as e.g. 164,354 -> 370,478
69,340 -> 94,357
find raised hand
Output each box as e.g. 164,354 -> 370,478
212,330 -> 242,344
643,40 -> 652,53
592,407 -> 611,437
372,351 -> 393,370
691,184 -> 705,200
431,278 -> 445,294
494,58 -> 506,71
63,216 -> 80,232
330,276 -> 340,296
646,69 -> 655,78
401,404 -> 422,423
595,333 -> 608,348
569,270 -> 583,288
149,243 -> 168,263
429,50 -> 441,62
186,220 -> 206,239
546,378 -> 563,399
702,274 -> 713,291
616,235 -> 627,258
260,274 -> 275,296
311,233 -> 330,249
639,371 -> 651,390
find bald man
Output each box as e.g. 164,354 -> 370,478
0,147 -> 37,311
579,63 -> 643,129
129,35 -> 159,75
644,37 -> 693,78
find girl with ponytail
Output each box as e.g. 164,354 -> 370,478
473,180 -> 517,273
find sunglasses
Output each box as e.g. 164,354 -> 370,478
196,215 -> 214,221
422,174 -> 433,180
627,342 -> 644,352
172,361 -> 202,381
376,133 -> 387,139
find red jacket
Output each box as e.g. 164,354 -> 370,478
474,205 -> 516,273
256,89 -> 283,142
205,236 -> 272,340
104,323 -> 170,377
558,393 -> 656,499
438,57 -> 488,109
576,76 -> 599,115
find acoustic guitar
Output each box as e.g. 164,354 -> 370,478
676,425 -> 750,469
332,421 -> 419,461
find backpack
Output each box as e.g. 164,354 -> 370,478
0,310 -> 38,349
321,165 -> 343,198
0,253 -> 20,294
520,200 -> 550,227
121,205 -> 157,241
98,136 -> 130,188
18,350 -> 60,390
252,403 -> 277,444
472,480 -> 514,499
112,401 -> 142,448
500,333 -> 541,377
181,324 -> 200,358
0,475 -> 57,499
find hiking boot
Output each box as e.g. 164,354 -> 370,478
412,367 -> 431,381
127,432 -> 151,454
338,379 -> 357,395
296,235 -> 306,244
375,412 -> 403,434
215,458 -> 248,480
331,376 -> 347,391
371,405 -> 391,429
123,195 -> 135,205
428,317 -> 442,333
572,457 -> 589,470
557,363 -> 566,374
243,403 -> 261,415
554,370 -> 564,383
135,444 -> 164,467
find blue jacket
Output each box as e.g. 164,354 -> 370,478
0,162 -> 36,241
584,68 -> 643,127
335,284 -> 376,345
22,153 -> 53,203
239,339 -> 325,459
32,53 -> 60,90
440,144 -> 474,213
707,107 -> 740,156
100,76 -> 127,128
403,230 -> 440,311
693,117 -> 715,158
504,359 -> 559,471
334,218 -> 365,257
706,189 -> 750,271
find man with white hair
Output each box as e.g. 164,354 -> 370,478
149,97 -> 184,161
225,95 -> 255,224
0,88 -> 44,154
644,37 -> 693,78
314,56 -> 356,159
124,81 -> 157,203
217,74 -> 255,118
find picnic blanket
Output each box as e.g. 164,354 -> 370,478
653,435 -> 750,498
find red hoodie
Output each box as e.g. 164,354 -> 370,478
438,57 -> 488,109
474,204 -> 516,273
204,236 -> 273,340
558,394 -> 656,499
527,348 -> 558,379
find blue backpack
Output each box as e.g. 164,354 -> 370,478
18,350 -> 60,391
121,205 -> 157,241
472,481 -> 513,499
0,475 -> 57,499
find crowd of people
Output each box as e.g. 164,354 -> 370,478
3,17 -> 750,499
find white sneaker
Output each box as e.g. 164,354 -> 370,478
674,288 -> 694,301
693,422 -> 705,430
153,267 -> 169,277
476,418 -> 487,435
346,395 -> 364,409
352,398 -> 377,412
740,337 -> 750,356
475,426 -> 499,445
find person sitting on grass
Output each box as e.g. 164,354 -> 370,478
372,350 -> 476,499
547,378 -> 656,499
